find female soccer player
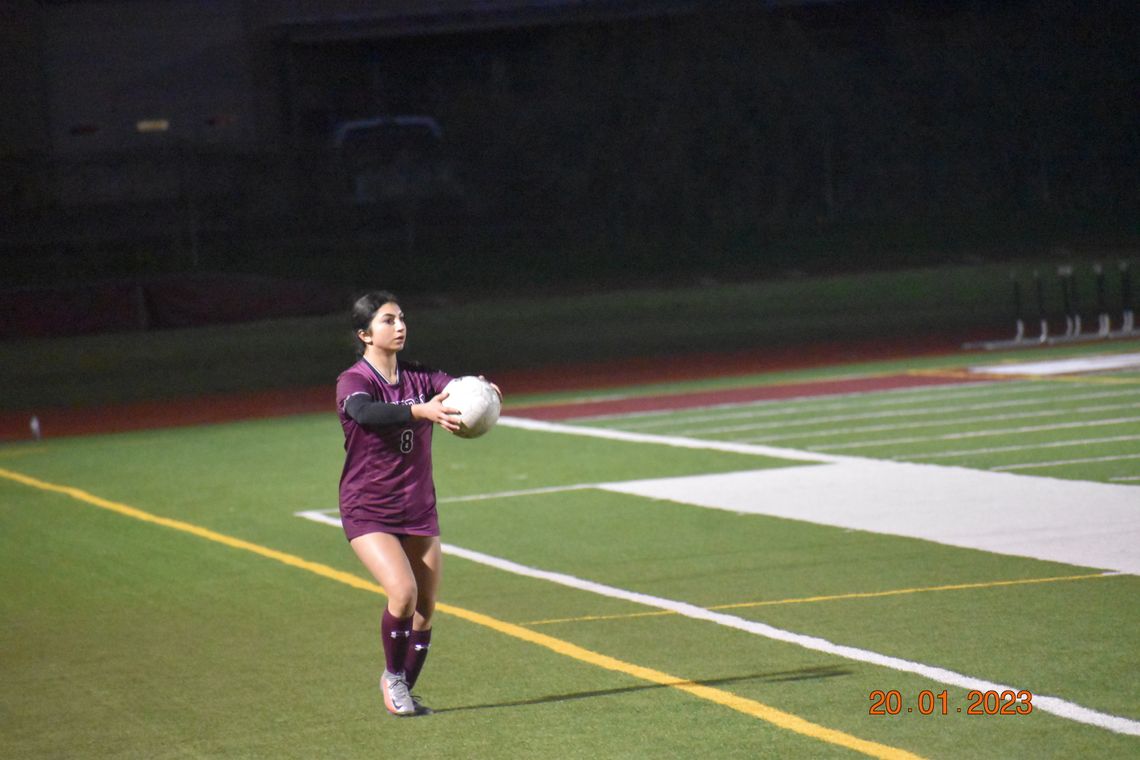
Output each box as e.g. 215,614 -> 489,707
336,290 -> 495,716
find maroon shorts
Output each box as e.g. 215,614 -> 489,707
340,504 -> 440,542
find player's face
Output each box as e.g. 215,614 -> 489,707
362,302 -> 406,352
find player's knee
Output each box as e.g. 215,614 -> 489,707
415,597 -> 436,627
387,580 -> 418,617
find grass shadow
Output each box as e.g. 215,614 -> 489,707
431,664 -> 852,714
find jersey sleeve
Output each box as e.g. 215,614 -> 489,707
336,369 -> 374,412
430,367 -> 454,397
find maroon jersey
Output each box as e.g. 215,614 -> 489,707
336,359 -> 452,539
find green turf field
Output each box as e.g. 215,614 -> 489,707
2,349 -> 1138,758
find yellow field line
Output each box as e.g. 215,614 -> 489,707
522,572 -> 1114,626
0,467 -> 379,592
0,466 -> 924,760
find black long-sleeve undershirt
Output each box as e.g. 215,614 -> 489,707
345,394 -> 414,428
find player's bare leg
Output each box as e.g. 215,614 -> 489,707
403,534 -> 441,629
350,531 -> 418,616
350,532 -> 420,715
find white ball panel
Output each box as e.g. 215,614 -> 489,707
442,376 -> 501,438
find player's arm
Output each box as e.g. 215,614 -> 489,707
411,392 -> 461,433
344,394 -> 414,427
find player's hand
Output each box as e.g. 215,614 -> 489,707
414,392 -> 461,432
478,375 -> 503,399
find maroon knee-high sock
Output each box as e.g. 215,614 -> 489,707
381,609 -> 413,675
404,628 -> 432,689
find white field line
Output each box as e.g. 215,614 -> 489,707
494,419 -> 1138,573
293,508 -> 1140,737
588,380 -> 1052,427
589,385 -> 1001,426
991,453 -> 1140,472
442,544 -> 1140,738
811,416 -> 1140,451
295,510 -> 343,528
680,391 -> 1140,437
612,387 -> 1138,434
497,416 -> 848,464
747,402 -> 1140,444
897,435 -> 1140,461
294,483 -> 600,525
440,484 -> 598,502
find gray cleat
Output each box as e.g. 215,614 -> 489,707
410,693 -> 434,716
381,670 -> 417,716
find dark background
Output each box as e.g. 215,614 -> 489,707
2,0 -> 1137,313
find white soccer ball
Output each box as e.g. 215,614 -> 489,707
442,376 -> 501,439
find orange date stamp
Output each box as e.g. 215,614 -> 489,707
869,689 -> 1033,716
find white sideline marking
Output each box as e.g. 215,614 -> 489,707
495,417 -> 1140,575
579,378 -> 1038,425
295,510 -> 342,528
665,389 -> 1140,437
497,415 -> 846,464
898,434 -> 1140,460
816,415 -> 1140,450
579,378 -> 1121,430
972,352 -> 1140,376
991,453 -> 1140,471
294,508 -> 1140,736
754,402 -> 1140,443
442,544 -> 1140,737
670,390 -> 1140,437
440,484 -> 597,502
292,484 -> 601,529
